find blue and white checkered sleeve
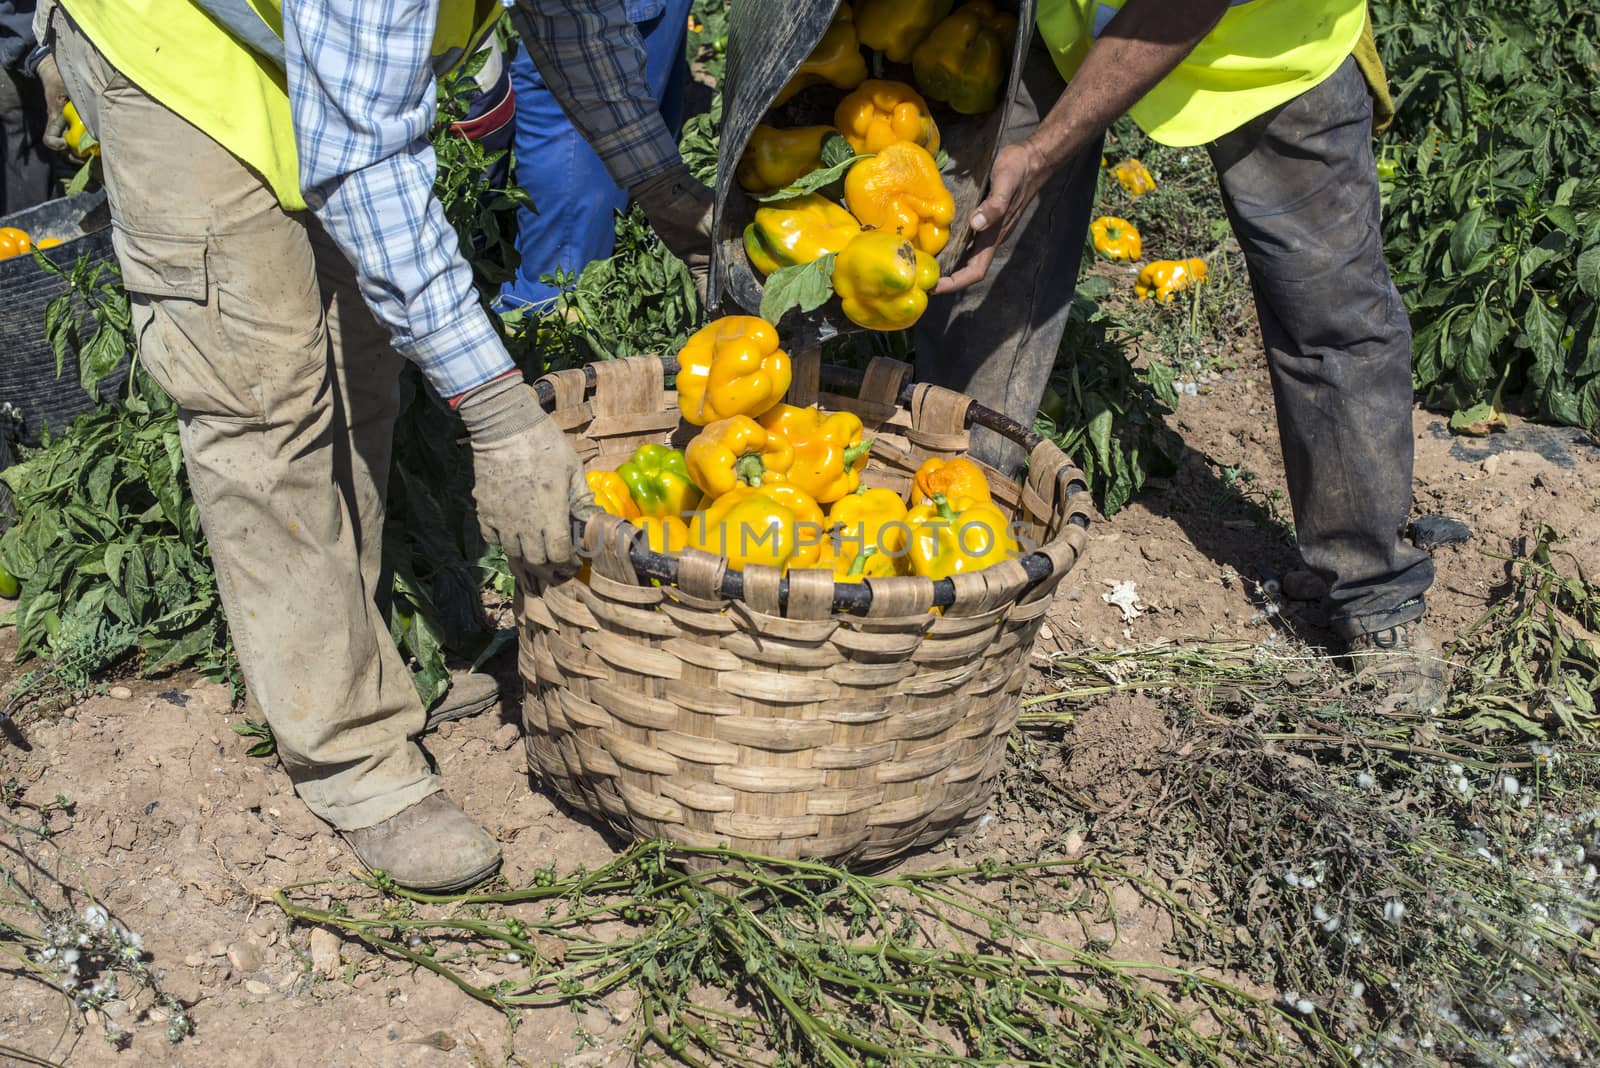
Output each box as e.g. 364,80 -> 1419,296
280,0 -> 513,399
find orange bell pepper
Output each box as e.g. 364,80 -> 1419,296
912,456 -> 991,505
757,404 -> 872,504
843,141 -> 954,256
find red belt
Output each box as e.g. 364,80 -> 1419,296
450,86 -> 516,141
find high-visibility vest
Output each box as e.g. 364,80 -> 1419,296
61,0 -> 502,210
1035,0 -> 1368,146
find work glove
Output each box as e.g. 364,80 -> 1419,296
456,374 -> 597,575
37,54 -> 70,154
632,162 -> 714,303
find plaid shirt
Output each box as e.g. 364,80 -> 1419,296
280,0 -> 680,399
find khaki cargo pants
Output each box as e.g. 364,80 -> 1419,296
51,12 -> 439,829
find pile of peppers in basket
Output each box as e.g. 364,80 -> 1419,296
734,0 -> 1026,333
579,316 -> 1021,584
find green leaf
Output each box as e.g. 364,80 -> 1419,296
758,254 -> 837,325
1523,296 -> 1562,367
1450,206 -> 1484,271
755,155 -> 871,203
65,158 -> 95,196
78,323 -> 127,397
819,132 -> 855,169
1545,205 -> 1580,237
1575,245 -> 1600,300
1448,401 -> 1508,436
1086,404 -> 1114,469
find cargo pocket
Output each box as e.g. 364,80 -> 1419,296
114,226 -> 266,422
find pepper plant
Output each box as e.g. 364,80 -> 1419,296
1373,0 -> 1600,435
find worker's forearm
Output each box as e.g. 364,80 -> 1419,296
1029,0 -> 1231,170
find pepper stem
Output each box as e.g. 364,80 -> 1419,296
932,492 -> 957,522
734,452 -> 767,487
847,547 -> 876,577
842,439 -> 873,468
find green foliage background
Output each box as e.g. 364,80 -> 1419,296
1373,0 -> 1600,433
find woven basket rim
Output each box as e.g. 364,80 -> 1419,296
540,354 -> 1090,618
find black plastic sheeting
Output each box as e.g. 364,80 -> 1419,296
1,191 -> 127,448
710,0 -> 1035,334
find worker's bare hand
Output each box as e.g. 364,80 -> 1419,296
935,141 -> 1053,295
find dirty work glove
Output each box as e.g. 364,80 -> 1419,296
632,162 -> 713,302
456,374 -> 597,573
37,54 -> 70,154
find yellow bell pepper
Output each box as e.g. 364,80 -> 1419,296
586,471 -> 641,520
833,80 -> 940,155
819,542 -> 901,582
911,1 -> 1017,115
676,315 -> 792,425
775,3 -> 869,105
692,483 -> 827,572
684,415 -> 796,498
905,493 -> 1019,580
758,404 -> 872,504
1110,158 -> 1156,197
912,455 -> 991,505
742,194 -> 862,277
63,102 -> 99,159
855,0 -> 953,63
1135,258 -> 1208,302
616,444 -> 701,517
832,230 -> 939,332
1090,216 -> 1142,262
736,125 -> 834,194
638,515 -> 691,555
826,485 -> 909,580
844,141 -> 954,256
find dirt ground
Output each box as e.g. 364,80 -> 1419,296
2,355 -> 1597,1067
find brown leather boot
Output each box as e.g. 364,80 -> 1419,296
341,793 -> 501,892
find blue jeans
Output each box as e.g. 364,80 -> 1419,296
498,0 -> 691,308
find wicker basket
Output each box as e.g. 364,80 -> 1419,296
517,352 -> 1092,866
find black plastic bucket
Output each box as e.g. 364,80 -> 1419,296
710,0 -> 1035,333
0,191 -> 127,447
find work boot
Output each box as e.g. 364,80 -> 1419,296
426,670 -> 501,731
1346,618 -> 1449,714
341,793 -> 502,892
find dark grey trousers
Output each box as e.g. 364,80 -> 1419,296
1,67 -> 52,215
915,51 -> 1434,639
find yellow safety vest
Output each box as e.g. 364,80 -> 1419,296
60,0 -> 502,211
1036,0 -> 1368,146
